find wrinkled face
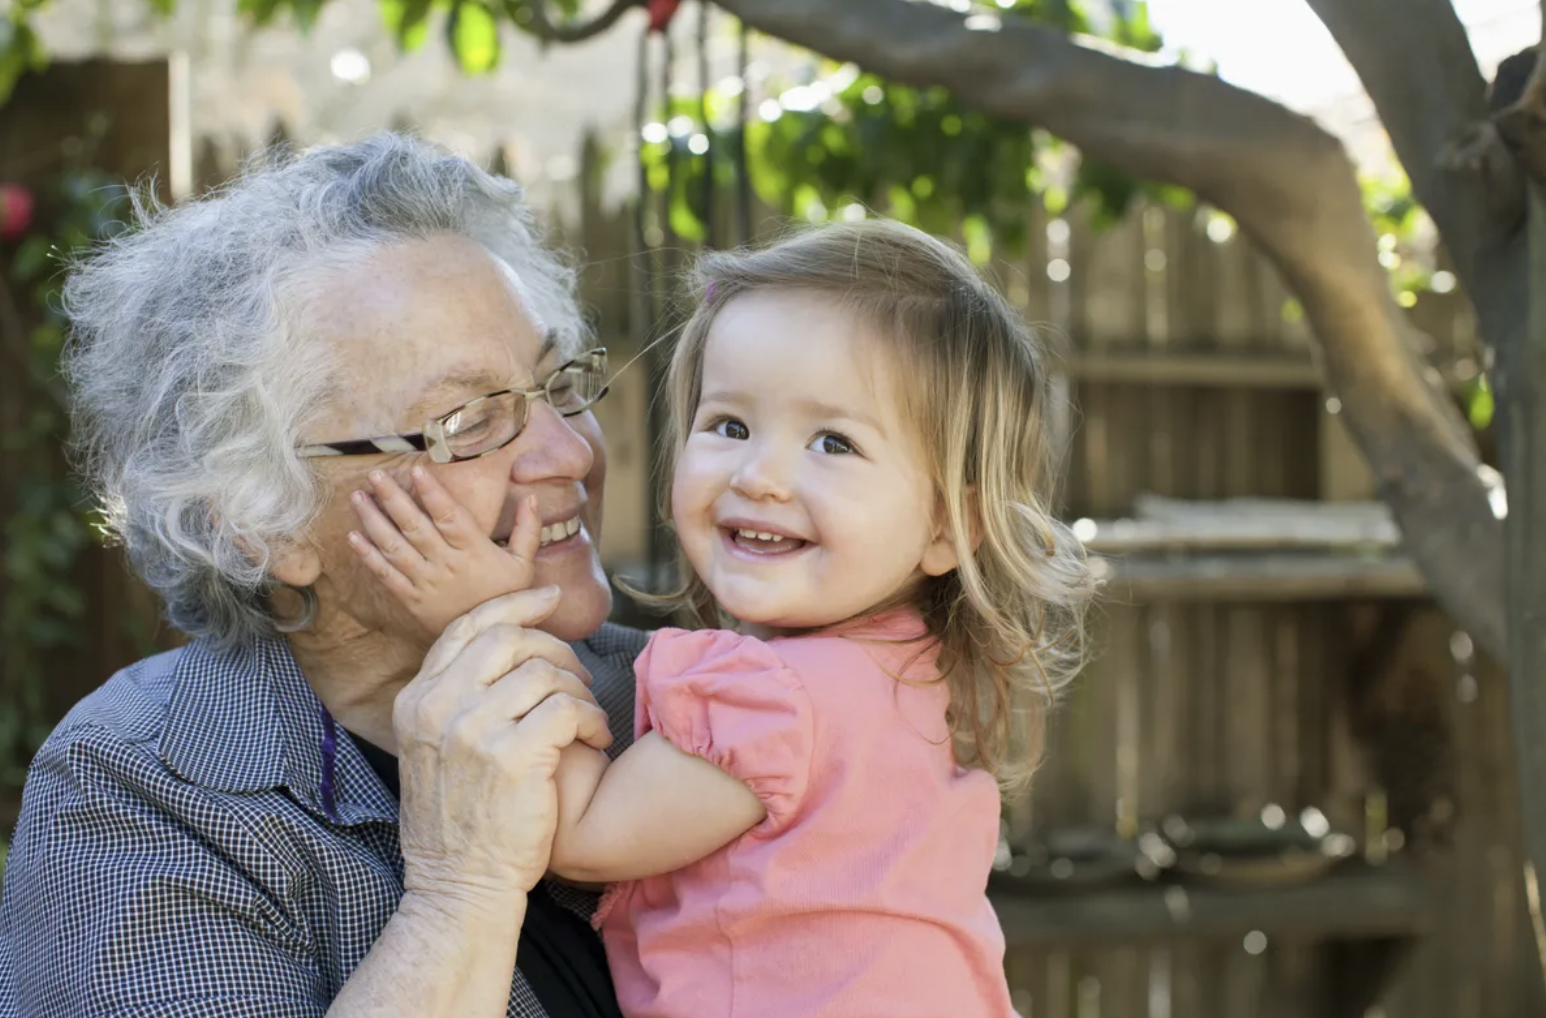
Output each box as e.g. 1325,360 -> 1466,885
670,291 -> 956,631
292,234 -> 610,643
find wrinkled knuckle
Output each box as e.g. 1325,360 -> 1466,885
488,622 -> 527,647
446,717 -> 484,757
519,658 -> 560,686
544,691 -> 581,722
446,612 -> 478,641
412,693 -> 446,732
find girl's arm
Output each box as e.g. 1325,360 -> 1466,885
549,733 -> 767,884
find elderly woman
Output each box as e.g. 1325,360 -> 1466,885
0,134 -> 639,1018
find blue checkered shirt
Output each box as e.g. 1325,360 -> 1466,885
0,623 -> 645,1017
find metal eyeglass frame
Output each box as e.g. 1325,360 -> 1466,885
294,348 -> 609,465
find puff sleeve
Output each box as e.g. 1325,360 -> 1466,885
633,628 -> 814,835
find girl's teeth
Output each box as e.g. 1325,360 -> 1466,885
737,529 -> 782,542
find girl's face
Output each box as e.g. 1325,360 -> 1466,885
671,291 -> 960,631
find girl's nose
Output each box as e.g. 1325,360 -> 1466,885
730,443 -> 793,502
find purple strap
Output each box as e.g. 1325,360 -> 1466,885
319,705 -> 341,822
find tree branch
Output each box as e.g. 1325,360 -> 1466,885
508,0 -> 637,43
1304,1 -> 1529,411
1306,0 -> 1525,264
1494,40 -> 1546,184
716,0 -> 1507,658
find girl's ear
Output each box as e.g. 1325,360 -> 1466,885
920,488 -> 982,577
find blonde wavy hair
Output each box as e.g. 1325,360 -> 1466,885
647,218 -> 1098,793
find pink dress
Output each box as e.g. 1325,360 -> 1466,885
596,612 -> 1015,1017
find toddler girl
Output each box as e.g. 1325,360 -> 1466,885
354,218 -> 1096,1016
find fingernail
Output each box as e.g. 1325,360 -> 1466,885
411,466 -> 427,482
537,585 -> 561,600
351,490 -> 366,504
369,470 -> 386,485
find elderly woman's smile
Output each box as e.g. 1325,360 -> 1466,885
283,233 -> 610,647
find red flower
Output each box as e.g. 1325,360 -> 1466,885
0,183 -> 34,242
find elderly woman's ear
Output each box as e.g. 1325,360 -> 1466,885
236,526 -> 321,590
269,539 -> 323,588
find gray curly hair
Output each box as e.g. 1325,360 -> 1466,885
62,132 -> 588,648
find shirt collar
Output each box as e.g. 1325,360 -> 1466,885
158,636 -> 397,827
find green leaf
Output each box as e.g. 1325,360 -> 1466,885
290,0 -> 327,32
11,236 -> 52,284
1466,374 -> 1495,431
236,0 -> 287,26
380,0 -> 436,51
1112,1 -> 1163,53
448,0 -> 501,74
0,15 -> 48,107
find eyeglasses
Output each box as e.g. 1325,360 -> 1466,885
296,349 -> 609,465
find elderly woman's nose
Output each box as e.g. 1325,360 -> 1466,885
508,400 -> 595,480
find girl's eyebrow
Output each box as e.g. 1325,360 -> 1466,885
794,397 -> 883,433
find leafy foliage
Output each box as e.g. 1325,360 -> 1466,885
0,7 -> 48,108
1,164 -> 128,785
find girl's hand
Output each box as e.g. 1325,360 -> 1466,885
347,466 -> 541,637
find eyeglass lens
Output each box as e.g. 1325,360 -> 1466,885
442,356 -> 606,459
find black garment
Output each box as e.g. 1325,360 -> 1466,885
348,733 -> 624,1018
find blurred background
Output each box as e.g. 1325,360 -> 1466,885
0,1 -> 1541,1015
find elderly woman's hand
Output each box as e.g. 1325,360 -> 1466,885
392,584 -> 614,913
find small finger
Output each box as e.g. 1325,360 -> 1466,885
369,470 -> 445,558
412,466 -> 482,551
507,496 -> 541,574
347,530 -> 419,604
352,489 -> 428,571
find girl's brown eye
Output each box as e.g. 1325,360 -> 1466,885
713,419 -> 750,440
811,432 -> 855,455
